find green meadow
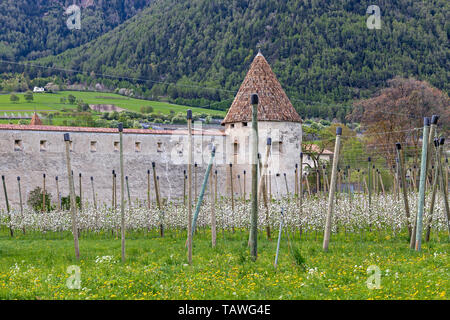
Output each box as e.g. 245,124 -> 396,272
0,228 -> 447,300
0,91 -> 225,116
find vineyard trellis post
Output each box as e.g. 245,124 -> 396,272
229,163 -> 235,233
2,175 -> 13,237
191,146 -> 215,235
42,173 -> 46,213
118,123 -> 126,262
368,157 -> 372,212
210,164 -> 216,247
17,176 -> 25,234
414,117 -> 430,251
396,143 -> 411,238
436,138 -> 450,237
78,173 -> 82,212
323,127 -> 341,252
147,169 -> 151,209
64,133 -> 79,260
152,162 -> 163,237
90,176 -> 96,210
257,137 -> 271,240
126,176 -> 131,208
425,139 -> 440,242
55,176 -> 61,211
250,93 -> 259,261
187,109 -> 193,265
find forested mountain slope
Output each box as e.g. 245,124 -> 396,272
2,0 -> 449,119
0,0 -> 153,61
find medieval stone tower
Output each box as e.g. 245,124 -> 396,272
222,51 -> 303,196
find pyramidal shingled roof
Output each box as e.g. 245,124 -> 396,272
222,51 -> 302,125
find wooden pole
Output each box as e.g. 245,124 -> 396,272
315,169 -> 320,195
64,133 -> 79,260
257,137 -> 272,240
187,110 -> 193,264
425,139 -> 440,242
378,170 -> 385,196
415,117 -> 430,251
118,123 -> 126,262
237,174 -> 242,199
55,176 -> 61,211
368,158 -> 372,211
147,169 -> 151,209
90,176 -> 96,209
299,152 -> 303,210
2,175 -> 13,237
249,93 -> 259,261
126,176 -> 131,208
305,173 -> 311,197
295,165 -> 298,197
396,143 -> 412,238
194,162 -> 198,202
78,173 -> 82,212
42,173 -> 46,212
17,176 -> 25,234
323,127 -> 342,251
284,173 -> 289,196
152,162 -> 163,237
114,172 -> 117,210
229,163 -> 235,233
210,165 -> 216,247
112,170 -> 115,210
243,170 -> 247,202
191,147 -> 215,234
435,138 -> 449,237
274,208 -> 284,269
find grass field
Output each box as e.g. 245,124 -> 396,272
0,91 -> 225,116
0,228 -> 447,300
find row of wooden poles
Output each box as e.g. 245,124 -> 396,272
1,110 -> 448,262
323,115 -> 449,252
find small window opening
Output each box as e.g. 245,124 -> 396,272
157,142 -> 163,152
135,142 -> 141,152
40,140 -> 47,151
114,141 -> 119,152
14,140 -> 23,151
90,141 -> 97,152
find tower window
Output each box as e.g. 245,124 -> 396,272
242,122 -> 248,127
157,142 -> 163,152
272,141 -> 283,155
231,124 -> 235,128
135,142 -> 141,152
233,142 -> 239,155
14,140 -> 23,151
114,141 -> 119,152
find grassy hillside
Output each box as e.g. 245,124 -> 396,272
0,91 -> 225,115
